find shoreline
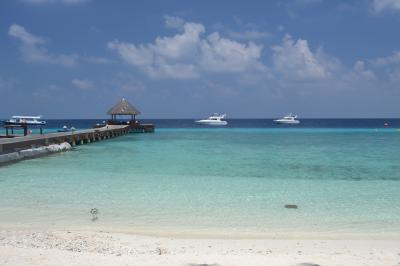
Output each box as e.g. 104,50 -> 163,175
1,229 -> 399,266
2,224 -> 400,241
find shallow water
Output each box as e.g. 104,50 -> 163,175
1,125 -> 400,238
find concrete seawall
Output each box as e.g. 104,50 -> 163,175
0,142 -> 72,164
0,125 -> 130,165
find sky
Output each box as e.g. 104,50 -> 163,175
0,0 -> 400,118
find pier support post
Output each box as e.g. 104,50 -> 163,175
80,140 -> 84,145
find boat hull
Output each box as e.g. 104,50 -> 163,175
274,120 -> 300,124
2,121 -> 46,126
195,120 -> 228,126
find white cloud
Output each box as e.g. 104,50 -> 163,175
108,18 -> 266,79
372,0 -> 400,12
8,24 -> 44,45
48,84 -> 62,92
72,78 -> 94,90
9,24 -> 111,67
108,17 -> 383,94
200,32 -> 265,72
9,24 -> 78,67
371,51 -> 400,65
108,22 -> 201,79
270,35 -> 378,90
222,16 -> 271,41
272,35 -> 339,80
345,60 -> 376,81
227,29 -> 271,40
152,22 -> 205,60
164,15 -> 185,30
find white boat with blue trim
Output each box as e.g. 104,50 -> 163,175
195,113 -> 228,126
2,115 -> 46,126
274,114 -> 300,124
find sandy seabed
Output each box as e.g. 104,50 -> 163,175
0,230 -> 399,266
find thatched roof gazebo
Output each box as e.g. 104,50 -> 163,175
107,98 -> 141,121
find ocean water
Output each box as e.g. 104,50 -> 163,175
1,119 -> 400,239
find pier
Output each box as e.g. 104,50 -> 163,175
0,98 -> 154,160
0,125 -> 129,155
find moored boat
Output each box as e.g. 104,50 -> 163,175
274,114 -> 300,124
195,113 -> 228,126
2,115 -> 46,126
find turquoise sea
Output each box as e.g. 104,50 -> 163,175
1,120 -> 400,239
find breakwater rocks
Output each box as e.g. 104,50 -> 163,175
0,142 -> 72,165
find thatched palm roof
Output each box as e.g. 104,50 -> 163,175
107,98 -> 141,115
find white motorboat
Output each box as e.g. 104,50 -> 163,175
2,115 -> 46,126
57,125 -> 76,132
274,114 -> 300,124
195,113 -> 228,125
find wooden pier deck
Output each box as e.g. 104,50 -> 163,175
0,125 -> 130,155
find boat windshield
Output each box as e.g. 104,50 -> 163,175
208,114 -> 225,119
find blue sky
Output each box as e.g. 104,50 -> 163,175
0,0 -> 400,118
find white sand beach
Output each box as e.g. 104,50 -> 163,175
0,230 -> 399,266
